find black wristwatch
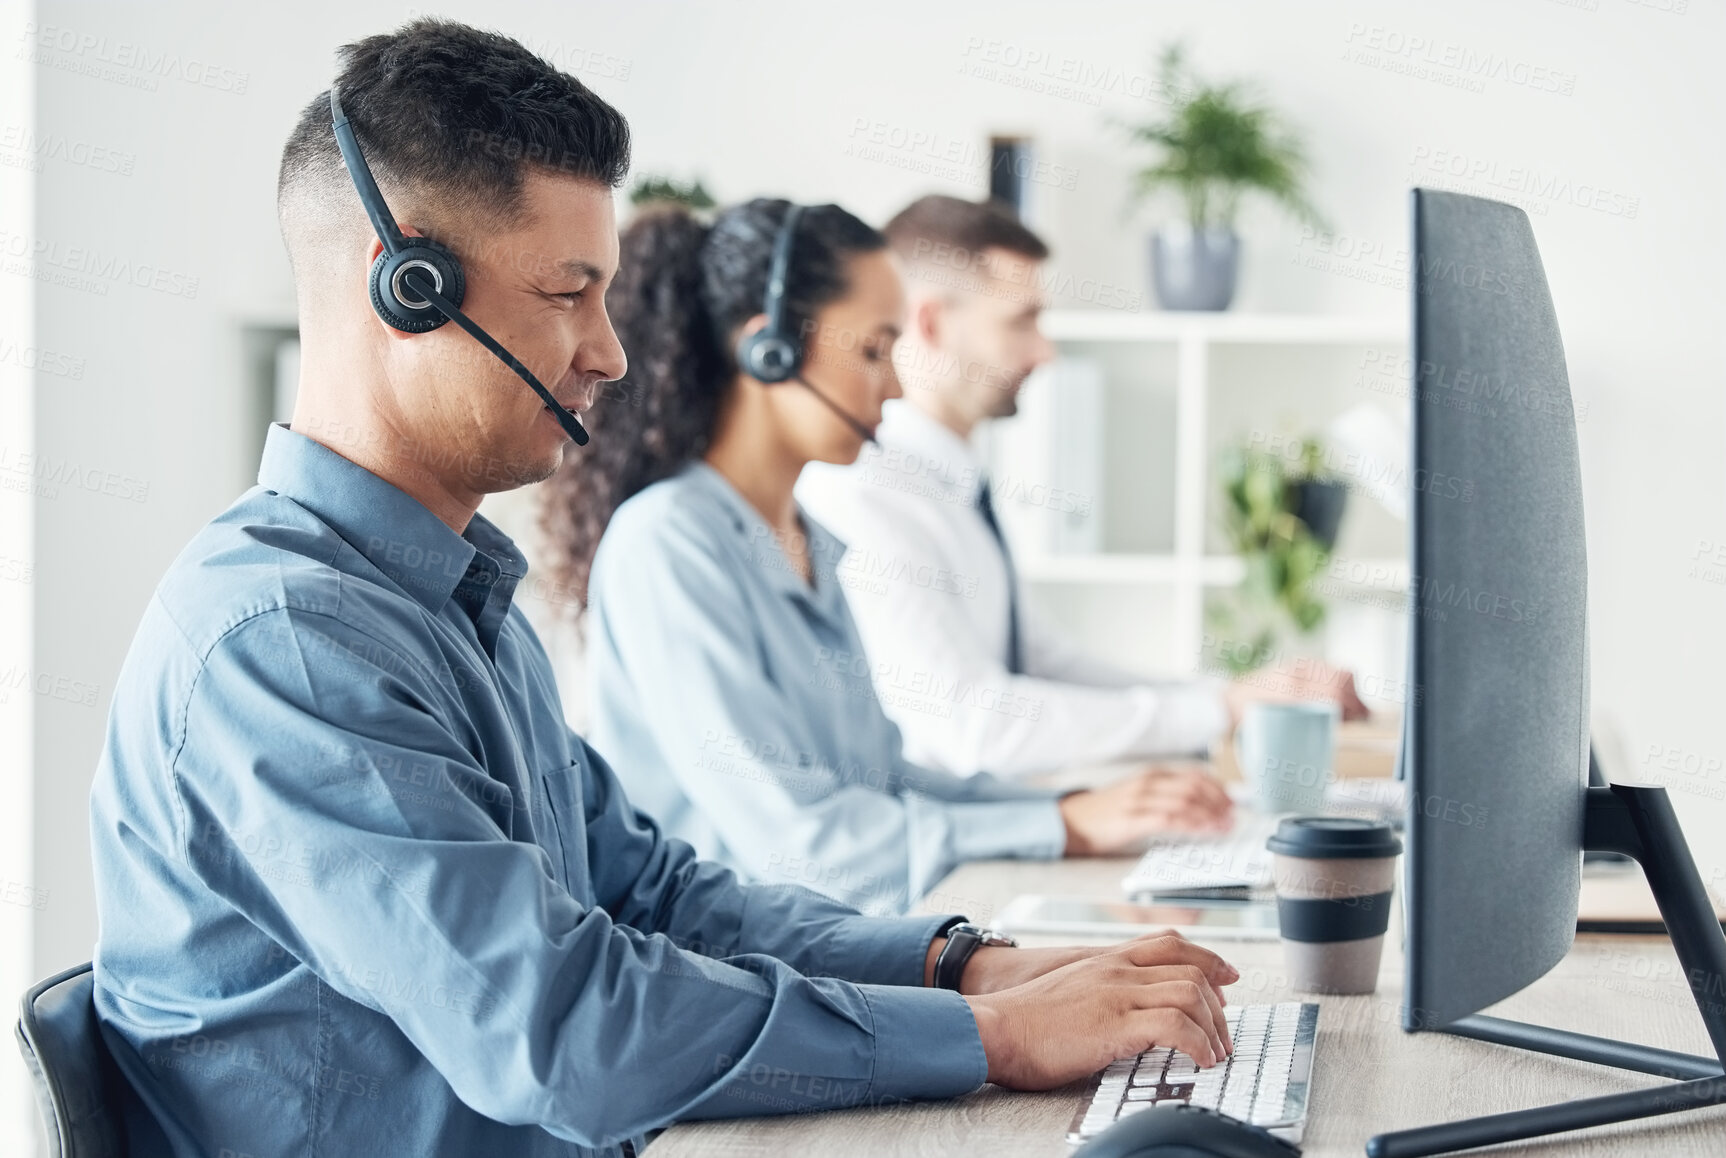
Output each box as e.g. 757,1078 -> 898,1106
933,922 -> 1017,991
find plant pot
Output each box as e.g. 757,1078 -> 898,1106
1292,479 -> 1350,550
1150,224 -> 1240,311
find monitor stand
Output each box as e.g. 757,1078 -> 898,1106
1368,782 -> 1726,1157
1583,744 -> 1634,868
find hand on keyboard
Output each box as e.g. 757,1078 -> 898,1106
1060,767 -> 1234,856
965,932 -> 1238,1090
1071,1003 -> 1321,1143
959,926 -> 1239,997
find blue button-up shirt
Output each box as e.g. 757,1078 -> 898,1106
585,462 -> 1067,918
90,425 -> 987,1158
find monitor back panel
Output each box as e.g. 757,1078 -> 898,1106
1405,188 -> 1590,1030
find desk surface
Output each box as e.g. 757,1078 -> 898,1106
651,856 -> 1726,1157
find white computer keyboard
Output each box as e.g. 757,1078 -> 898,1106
1120,811 -> 1283,893
1067,1001 -> 1319,1144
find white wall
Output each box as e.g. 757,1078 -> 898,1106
1,0 -> 37,1150
9,0 -> 1726,1144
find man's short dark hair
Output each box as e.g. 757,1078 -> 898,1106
277,18 -> 630,260
882,195 -> 1050,268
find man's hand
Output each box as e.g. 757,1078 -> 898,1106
1059,767 -> 1232,857
958,928 -> 1236,997
964,933 -> 1239,1089
1226,666 -> 1369,725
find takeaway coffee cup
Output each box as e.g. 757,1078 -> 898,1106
1266,816 -> 1402,995
1235,701 -> 1338,814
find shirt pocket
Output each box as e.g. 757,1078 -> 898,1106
536,759 -> 582,895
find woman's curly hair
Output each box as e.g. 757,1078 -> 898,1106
537,197 -> 884,614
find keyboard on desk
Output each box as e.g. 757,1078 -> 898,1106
1067,1002 -> 1319,1144
1120,812 -> 1282,893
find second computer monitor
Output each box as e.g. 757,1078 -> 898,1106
1403,188 -> 1592,1031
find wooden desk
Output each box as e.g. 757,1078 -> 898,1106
650,856 -> 1726,1157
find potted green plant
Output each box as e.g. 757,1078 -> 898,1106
1207,435 -> 1347,675
1118,45 -> 1324,311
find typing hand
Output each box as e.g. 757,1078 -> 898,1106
958,928 -> 1236,999
965,933 -> 1238,1089
1059,767 -> 1233,857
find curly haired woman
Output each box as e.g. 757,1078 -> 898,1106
537,198 -> 1229,916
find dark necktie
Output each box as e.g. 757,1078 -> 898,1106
976,478 -> 1023,675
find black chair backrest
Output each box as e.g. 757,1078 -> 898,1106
15,962 -> 126,1158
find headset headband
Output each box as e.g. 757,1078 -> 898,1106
329,86 -> 408,257
761,203 -> 805,342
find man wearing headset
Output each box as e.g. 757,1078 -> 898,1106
87,21 -> 1239,1158
798,195 -> 1367,781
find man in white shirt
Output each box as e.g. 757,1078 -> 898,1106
797,195 -> 1364,780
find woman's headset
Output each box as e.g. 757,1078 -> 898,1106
734,203 -> 876,444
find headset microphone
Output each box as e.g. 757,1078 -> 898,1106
735,202 -> 878,446
328,87 -> 589,447
791,375 -> 877,444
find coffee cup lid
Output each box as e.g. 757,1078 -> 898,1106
1266,815 -> 1402,859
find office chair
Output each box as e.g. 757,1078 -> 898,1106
15,961 -> 127,1158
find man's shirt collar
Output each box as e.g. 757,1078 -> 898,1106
867,400 -> 986,503
257,423 -> 526,647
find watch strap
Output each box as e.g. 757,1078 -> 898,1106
934,925 -> 984,991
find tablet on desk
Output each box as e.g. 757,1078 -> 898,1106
996,893 -> 1282,941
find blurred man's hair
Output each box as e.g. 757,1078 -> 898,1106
276,18 -> 630,279
881,195 -> 1050,273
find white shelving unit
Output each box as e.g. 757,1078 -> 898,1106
982,309 -> 1411,676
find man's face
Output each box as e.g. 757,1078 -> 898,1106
377,171 -> 626,496
912,245 -> 1055,426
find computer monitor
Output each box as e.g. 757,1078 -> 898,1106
1373,189 -> 1726,1158
1402,188 -> 1591,1031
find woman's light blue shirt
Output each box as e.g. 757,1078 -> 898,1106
586,462 -> 1067,916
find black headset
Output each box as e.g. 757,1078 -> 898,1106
734,203 -> 805,384
328,86 -> 589,446
734,202 -> 877,444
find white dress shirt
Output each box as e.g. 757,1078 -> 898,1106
797,400 -> 1228,779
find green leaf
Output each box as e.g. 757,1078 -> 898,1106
1116,41 -> 1327,232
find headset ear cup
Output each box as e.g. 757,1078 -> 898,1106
367,253 -> 424,332
737,330 -> 799,384
368,238 -> 467,334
